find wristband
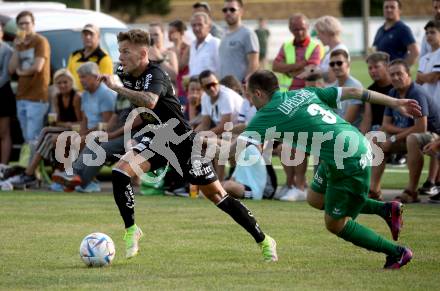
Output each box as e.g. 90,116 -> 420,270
361,89 -> 371,102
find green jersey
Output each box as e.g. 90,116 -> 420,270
241,87 -> 371,172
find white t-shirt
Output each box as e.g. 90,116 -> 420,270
189,33 -> 221,76
420,35 -> 432,58
237,98 -> 257,124
418,47 -> 440,100
201,85 -> 243,125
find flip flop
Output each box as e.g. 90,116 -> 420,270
394,189 -> 421,204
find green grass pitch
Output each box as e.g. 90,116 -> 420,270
1,191 -> 439,290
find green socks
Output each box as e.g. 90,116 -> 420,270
337,220 -> 400,257
360,198 -> 386,218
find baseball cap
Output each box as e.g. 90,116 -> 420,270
192,1 -> 211,12
82,23 -> 99,34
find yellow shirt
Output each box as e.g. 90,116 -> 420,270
67,46 -> 113,91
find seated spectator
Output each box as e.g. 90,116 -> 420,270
186,76 -> 203,127
149,23 -> 178,87
423,138 -> 440,203
364,52 -> 393,131
220,75 -> 243,96
0,24 -> 15,164
222,144 -> 273,200
76,62 -> 116,135
369,59 -> 437,202
314,15 -> 349,85
194,70 -> 243,135
10,69 -> 81,188
52,93 -> 142,192
328,49 -> 365,132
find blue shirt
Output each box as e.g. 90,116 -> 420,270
81,83 -> 116,129
373,21 -> 416,61
384,82 -> 440,133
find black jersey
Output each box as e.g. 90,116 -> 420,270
116,63 -> 192,136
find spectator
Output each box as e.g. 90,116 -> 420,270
254,17 -> 270,69
314,15 -> 348,84
420,0 -> 440,57
219,0 -> 259,82
67,24 -> 113,92
364,52 -> 393,131
168,20 -> 190,99
417,20 -> 440,101
222,144 -> 272,200
192,1 -> 224,39
8,11 -> 50,148
189,12 -> 220,77
53,93 -> 143,193
372,0 -> 419,66
0,24 -> 14,164
77,62 -> 116,134
195,70 -> 243,135
369,59 -> 434,202
187,75 -> 203,127
273,13 -> 323,91
10,69 -> 81,188
149,23 -> 178,86
423,139 -> 440,202
220,74 -> 243,96
406,19 -> 440,198
328,49 -> 365,131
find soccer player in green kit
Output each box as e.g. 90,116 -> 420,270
239,70 -> 420,269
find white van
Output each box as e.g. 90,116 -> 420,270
0,2 -> 128,73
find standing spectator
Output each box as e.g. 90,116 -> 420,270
254,17 -> 270,69
192,1 -> 224,39
273,13 -> 323,92
148,23 -> 178,87
194,70 -> 243,135
369,60 -> 432,202
417,20 -> 440,101
314,15 -> 348,85
219,0 -> 259,82
328,49 -> 365,131
0,24 -> 14,164
372,0 -> 419,66
365,52 -> 393,131
168,20 -> 190,99
67,24 -> 113,92
8,11 -> 50,147
420,0 -> 440,57
189,12 -> 220,77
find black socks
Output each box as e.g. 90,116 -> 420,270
112,169 -> 135,228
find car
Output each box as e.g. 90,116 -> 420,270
0,1 -> 128,74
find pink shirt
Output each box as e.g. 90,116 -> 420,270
274,37 -> 321,90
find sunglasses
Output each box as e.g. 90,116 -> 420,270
203,81 -> 218,90
329,61 -> 344,67
222,7 -> 238,13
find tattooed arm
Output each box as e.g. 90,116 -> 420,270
99,75 -> 159,109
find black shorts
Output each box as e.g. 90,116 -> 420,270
132,134 -> 218,186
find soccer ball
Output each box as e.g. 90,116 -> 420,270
79,232 -> 115,267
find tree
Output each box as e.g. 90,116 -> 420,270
341,0 -> 383,17
105,0 -> 171,22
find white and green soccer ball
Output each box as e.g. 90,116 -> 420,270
79,232 -> 115,267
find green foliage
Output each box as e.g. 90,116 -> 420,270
0,191 -> 439,289
341,0 -> 384,17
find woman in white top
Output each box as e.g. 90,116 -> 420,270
314,16 -> 349,84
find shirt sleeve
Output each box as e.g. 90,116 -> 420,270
274,46 -> 285,63
35,36 -> 50,60
218,92 -> 234,115
400,23 -> 416,47
314,87 -> 341,109
244,29 -> 260,54
99,55 -> 114,75
384,106 -> 393,116
412,90 -> 429,117
143,68 -> 167,96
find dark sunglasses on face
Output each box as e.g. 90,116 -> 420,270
222,7 -> 237,13
203,81 -> 218,90
329,61 -> 344,67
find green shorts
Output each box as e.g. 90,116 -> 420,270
310,161 -> 371,219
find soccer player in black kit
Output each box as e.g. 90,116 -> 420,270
98,29 -> 277,261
